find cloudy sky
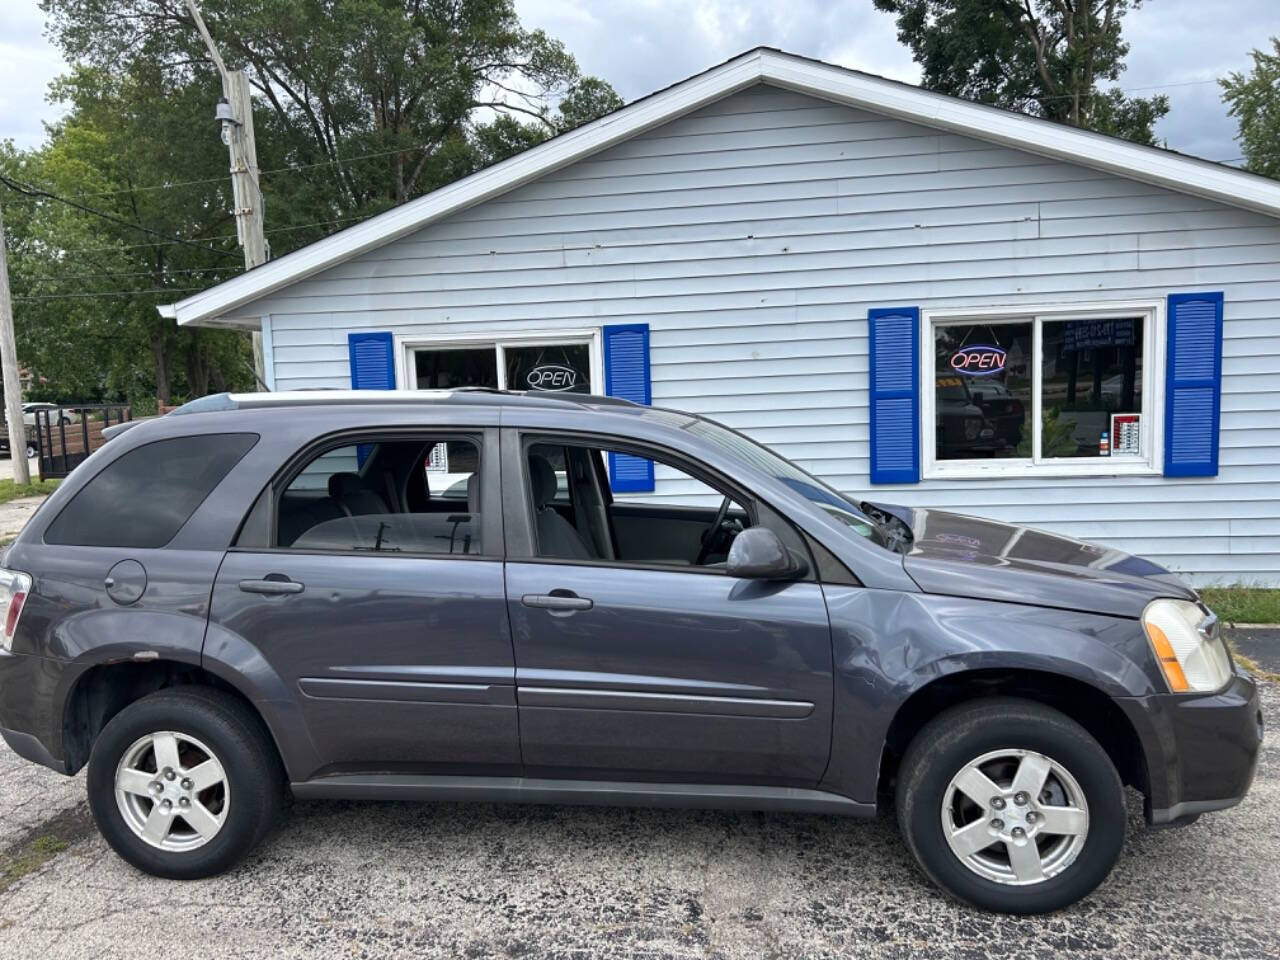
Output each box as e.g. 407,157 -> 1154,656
2,0 -> 1276,163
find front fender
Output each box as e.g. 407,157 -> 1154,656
819,586 -> 1159,802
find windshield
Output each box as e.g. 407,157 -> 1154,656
651,411 -> 887,546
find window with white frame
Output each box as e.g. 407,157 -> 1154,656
923,304 -> 1160,477
407,335 -> 599,394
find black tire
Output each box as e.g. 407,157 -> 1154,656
86,687 -> 284,879
895,697 -> 1125,914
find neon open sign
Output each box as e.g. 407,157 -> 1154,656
526,364 -> 579,391
950,345 -> 1007,377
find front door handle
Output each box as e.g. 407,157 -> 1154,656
239,577 -> 304,596
521,592 -> 593,612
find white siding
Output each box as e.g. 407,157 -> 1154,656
252,84 -> 1280,586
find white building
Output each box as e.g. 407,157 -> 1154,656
162,49 -> 1280,586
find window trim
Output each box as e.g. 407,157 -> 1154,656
920,300 -> 1166,480
394,329 -> 603,393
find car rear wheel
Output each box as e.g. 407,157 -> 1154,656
895,698 -> 1125,914
86,687 -> 284,879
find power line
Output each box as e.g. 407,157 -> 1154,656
0,173 -> 242,262
0,144 -> 437,205
20,213 -> 366,259
12,286 -> 206,303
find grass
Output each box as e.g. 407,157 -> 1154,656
1199,586 -> 1280,625
0,478 -> 59,504
0,806 -> 92,897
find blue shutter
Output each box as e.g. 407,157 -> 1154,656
348,331 -> 395,390
868,307 -> 921,484
602,323 -> 654,493
1164,293 -> 1223,477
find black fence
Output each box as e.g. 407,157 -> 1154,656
34,405 -> 132,479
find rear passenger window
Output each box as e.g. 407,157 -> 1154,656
44,434 -> 258,548
276,437 -> 483,555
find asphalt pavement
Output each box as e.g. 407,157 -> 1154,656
0,681 -> 1275,960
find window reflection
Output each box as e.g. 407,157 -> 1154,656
1041,319 -> 1143,458
933,322 -> 1032,460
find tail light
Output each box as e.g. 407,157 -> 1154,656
1010,399 -> 1024,417
0,568 -> 31,652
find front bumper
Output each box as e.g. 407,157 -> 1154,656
1117,668 -> 1263,826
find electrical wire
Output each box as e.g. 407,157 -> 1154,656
12,287 -> 207,302
0,173 -> 243,262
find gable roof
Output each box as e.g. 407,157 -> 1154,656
163,47 -> 1280,328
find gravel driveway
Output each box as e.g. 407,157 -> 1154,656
0,682 -> 1274,960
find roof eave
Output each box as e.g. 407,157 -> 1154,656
166,49 -> 769,327
163,47 -> 1280,328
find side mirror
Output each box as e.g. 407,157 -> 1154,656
726,527 -> 807,580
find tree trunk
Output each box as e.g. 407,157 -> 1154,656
151,329 -> 173,408
185,333 -> 211,398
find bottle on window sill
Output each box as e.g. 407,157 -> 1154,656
1099,431 -> 1110,457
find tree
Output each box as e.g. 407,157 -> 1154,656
872,0 -> 1169,144
8,1 -> 621,406
1,67 -> 256,410
1221,38 -> 1280,180
41,1 -> 623,212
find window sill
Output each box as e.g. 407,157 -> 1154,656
924,458 -> 1160,481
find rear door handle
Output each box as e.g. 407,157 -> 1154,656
239,577 -> 304,596
521,593 -> 593,612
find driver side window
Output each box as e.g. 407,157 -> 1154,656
525,439 -> 749,569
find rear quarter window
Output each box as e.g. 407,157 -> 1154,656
43,433 -> 258,548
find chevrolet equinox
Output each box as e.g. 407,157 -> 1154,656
0,390 -> 1263,914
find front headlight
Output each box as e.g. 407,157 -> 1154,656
1142,598 -> 1232,693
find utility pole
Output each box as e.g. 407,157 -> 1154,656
185,0 -> 269,387
0,205 -> 30,484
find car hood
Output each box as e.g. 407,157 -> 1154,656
888,506 -> 1197,619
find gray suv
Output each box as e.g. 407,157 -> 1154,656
0,390 -> 1262,914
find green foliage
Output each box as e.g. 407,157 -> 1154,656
1221,38 -> 1280,180
873,0 -> 1169,144
5,1 -> 622,406
1016,408 -> 1078,457
1200,586 -> 1280,626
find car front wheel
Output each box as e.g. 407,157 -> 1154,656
86,687 -> 284,879
896,697 -> 1125,914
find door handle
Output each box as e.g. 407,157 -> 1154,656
521,593 -> 593,612
239,577 -> 304,596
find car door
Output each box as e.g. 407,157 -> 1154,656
207,428 -> 520,781
501,428 -> 834,788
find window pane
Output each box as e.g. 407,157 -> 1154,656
933,322 -> 1032,460
278,438 -> 483,555
526,440 -> 748,567
505,343 -> 591,394
1040,318 -> 1144,458
44,434 -> 257,548
414,347 -> 497,389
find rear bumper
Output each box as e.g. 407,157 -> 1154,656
0,649 -> 66,774
1117,669 -> 1263,826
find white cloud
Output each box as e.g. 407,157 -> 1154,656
0,1 -> 68,148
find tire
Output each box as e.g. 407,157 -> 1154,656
86,687 -> 284,880
895,697 -> 1125,914
25,443 -> 36,459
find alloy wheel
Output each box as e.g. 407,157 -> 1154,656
940,748 -> 1089,886
114,730 -> 230,852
